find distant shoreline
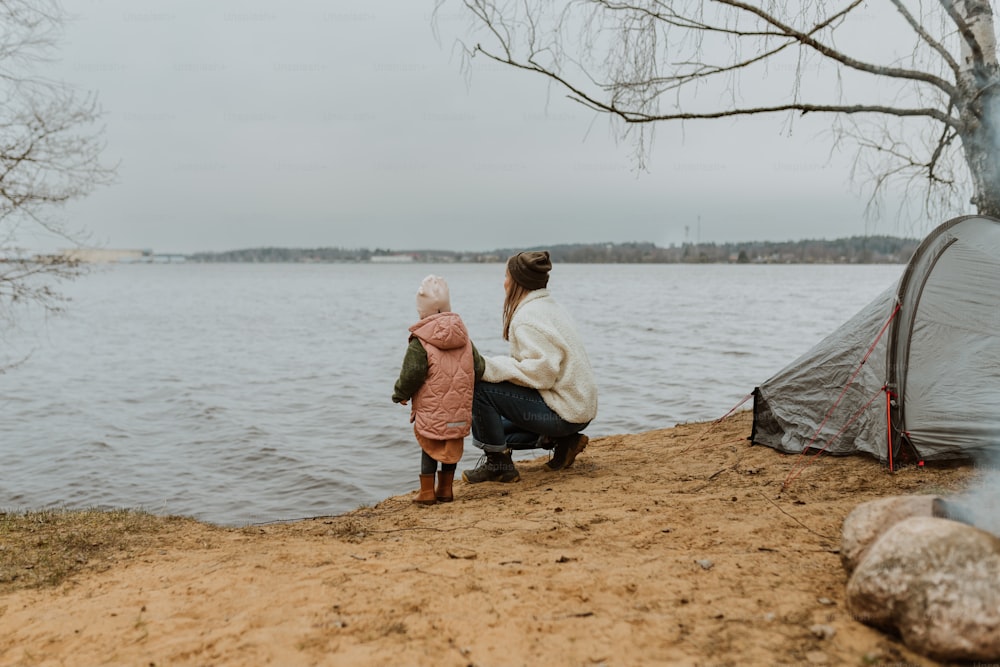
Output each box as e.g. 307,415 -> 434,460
183,236 -> 919,265
53,237 -> 920,265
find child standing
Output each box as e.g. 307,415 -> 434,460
392,275 -> 484,505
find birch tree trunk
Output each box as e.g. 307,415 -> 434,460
956,0 -> 1000,217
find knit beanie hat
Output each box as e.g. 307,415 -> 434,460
507,250 -> 551,290
416,274 -> 451,319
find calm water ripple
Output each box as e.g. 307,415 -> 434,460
0,262 -> 903,525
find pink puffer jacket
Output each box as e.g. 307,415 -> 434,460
409,312 -> 475,440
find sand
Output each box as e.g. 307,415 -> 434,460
0,412 -> 981,667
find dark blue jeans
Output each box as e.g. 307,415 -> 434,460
472,380 -> 589,454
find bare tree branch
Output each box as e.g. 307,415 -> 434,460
592,0 -> 867,96
0,0 -> 115,326
714,0 -> 957,98
889,0 -> 961,76
472,42 -> 959,127
446,0 -> 1000,220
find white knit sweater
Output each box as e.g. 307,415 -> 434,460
483,289 -> 598,424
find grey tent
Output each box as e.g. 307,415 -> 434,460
751,215 -> 1000,468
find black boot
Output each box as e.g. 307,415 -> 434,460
546,433 -> 589,471
462,450 -> 521,484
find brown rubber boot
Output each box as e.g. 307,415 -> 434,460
435,470 -> 455,503
413,473 -> 437,505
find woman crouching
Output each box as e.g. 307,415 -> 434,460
463,251 -> 598,484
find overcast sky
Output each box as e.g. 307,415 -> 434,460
37,1 -> 936,254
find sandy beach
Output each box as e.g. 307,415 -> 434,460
0,411 -> 980,666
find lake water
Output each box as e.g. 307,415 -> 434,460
0,262 -> 903,525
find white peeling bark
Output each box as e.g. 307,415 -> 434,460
956,0 -> 999,68
955,0 -> 1000,216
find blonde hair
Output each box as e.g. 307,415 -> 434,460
502,277 -> 532,341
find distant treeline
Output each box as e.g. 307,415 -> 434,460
188,236 -> 920,265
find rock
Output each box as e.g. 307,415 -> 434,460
695,559 -> 713,570
805,650 -> 829,664
840,495 -> 939,574
846,516 -> 1000,663
809,624 -> 835,640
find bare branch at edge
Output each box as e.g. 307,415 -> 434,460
472,44 -> 961,129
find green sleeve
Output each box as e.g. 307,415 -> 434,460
471,342 -> 486,381
392,337 -> 428,403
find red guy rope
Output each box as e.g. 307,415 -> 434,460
782,302 -> 901,488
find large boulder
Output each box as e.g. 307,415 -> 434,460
840,495 -> 938,574
845,515 -> 1000,662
